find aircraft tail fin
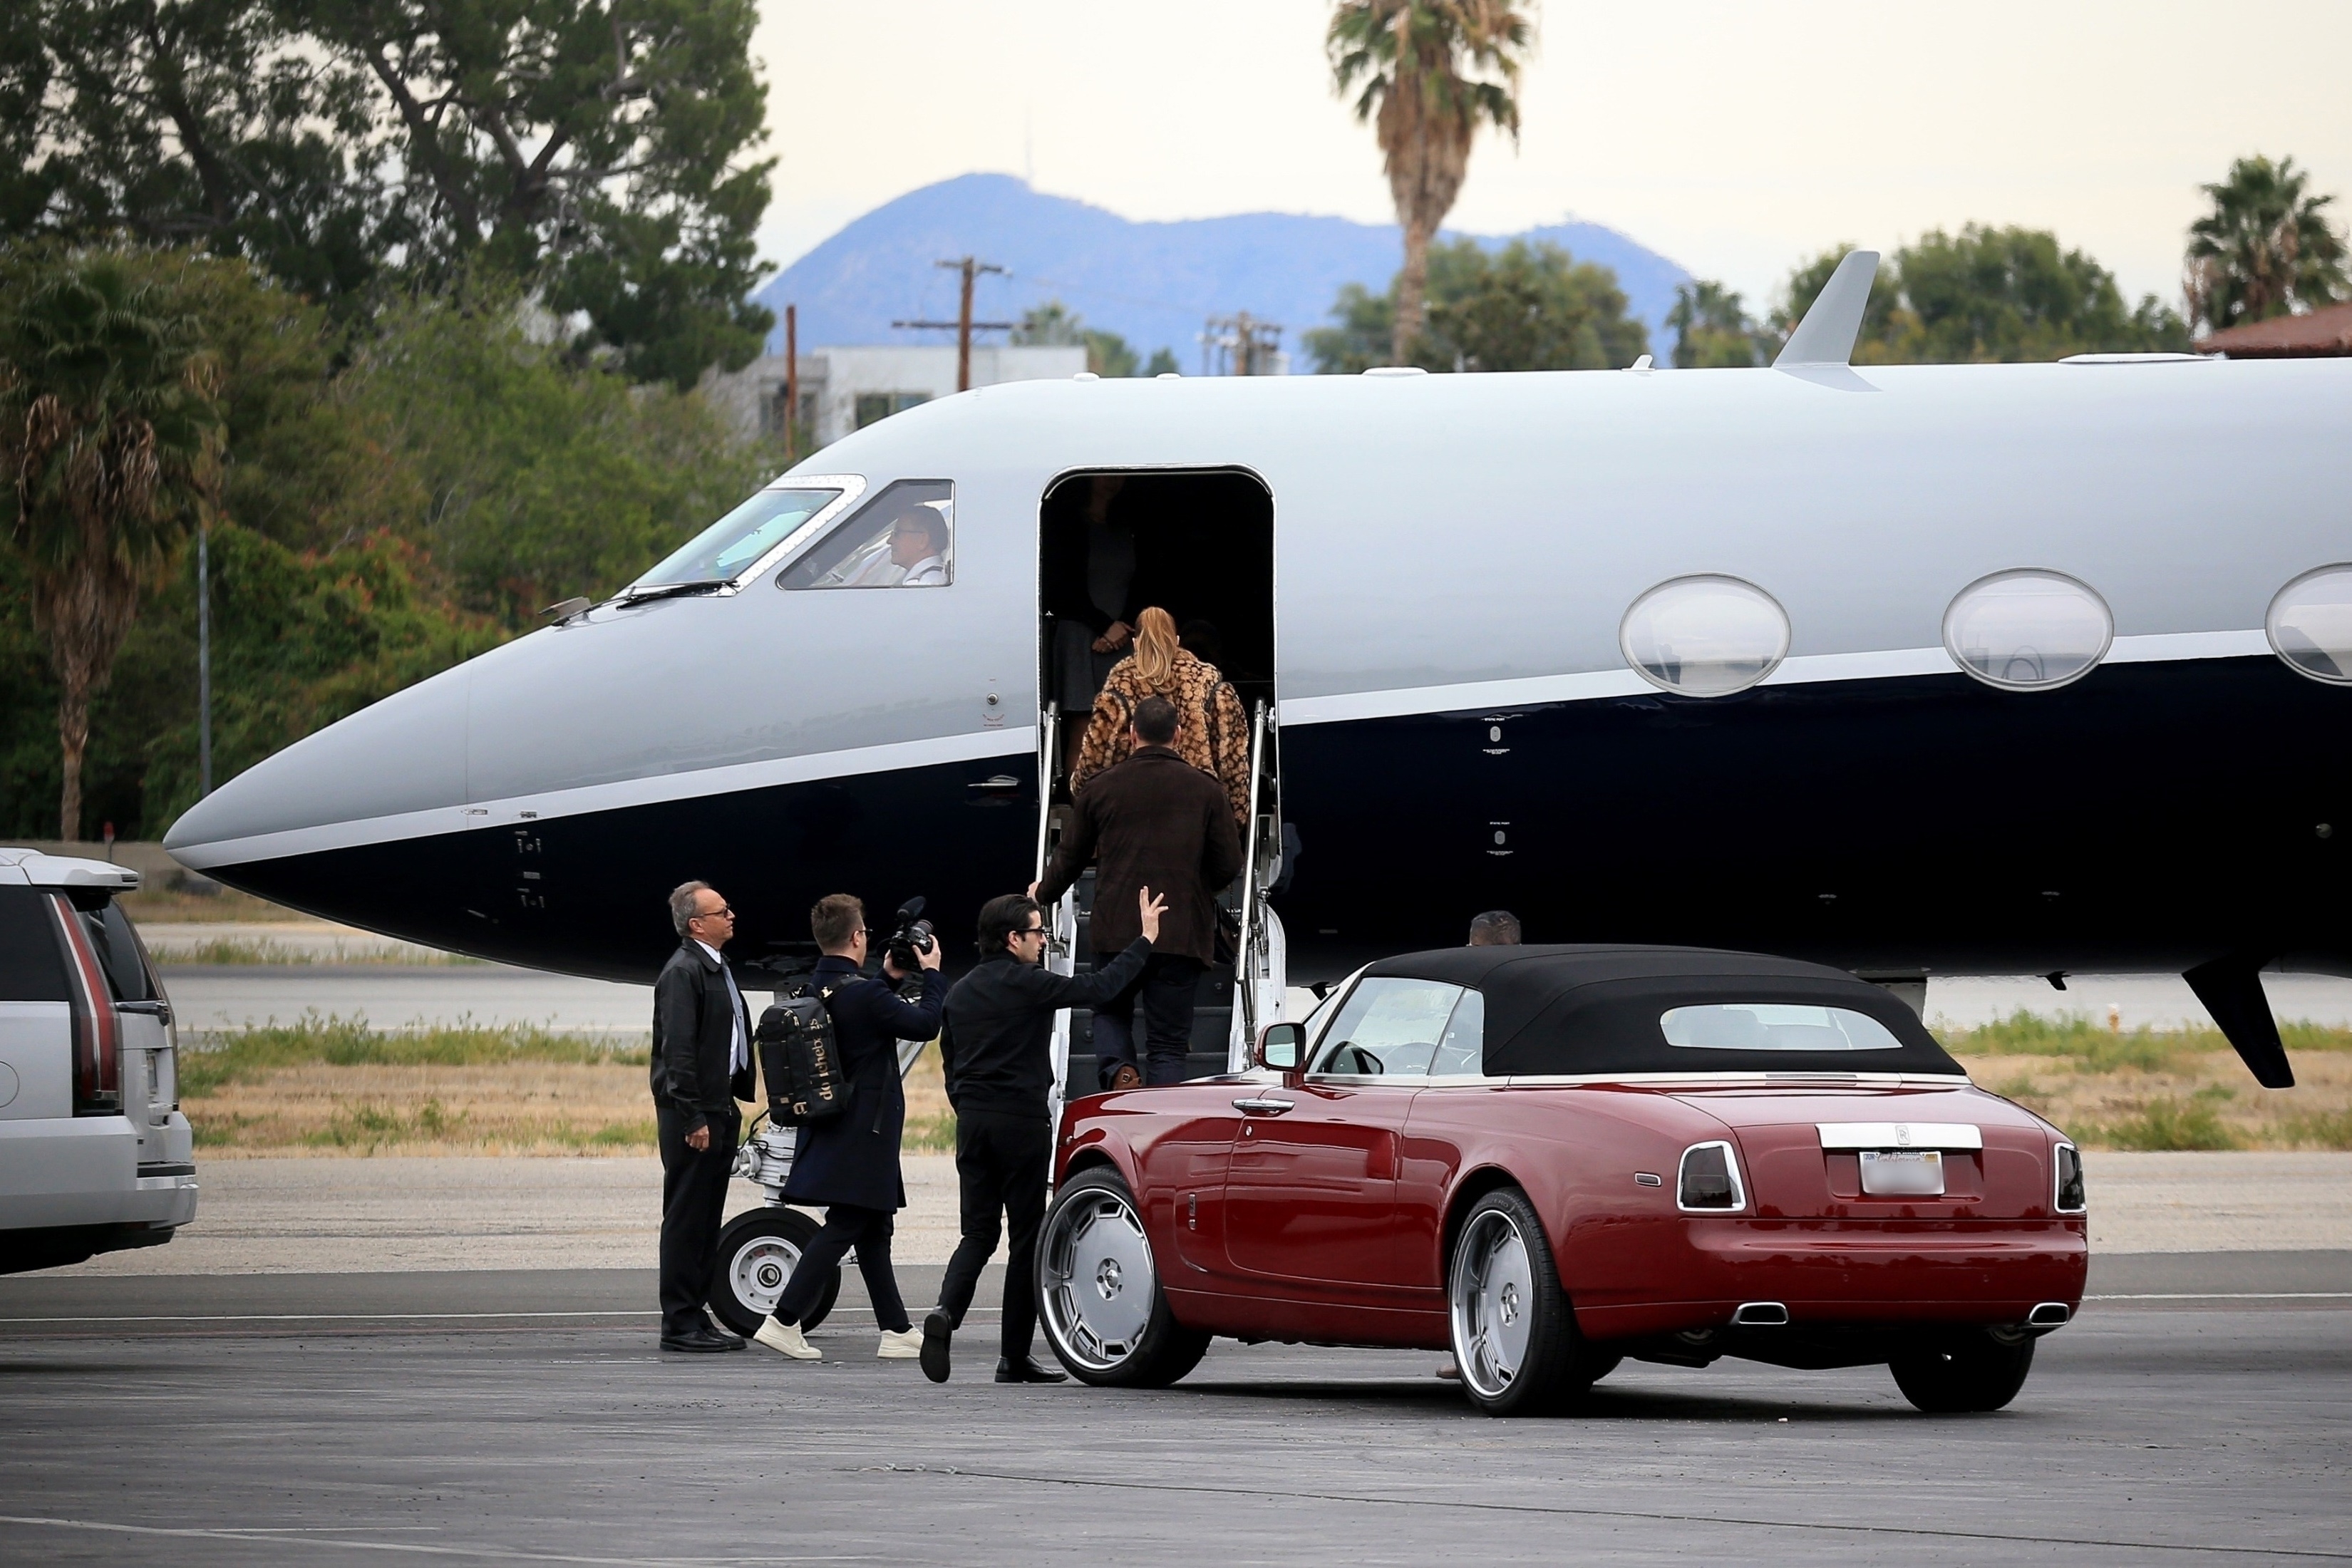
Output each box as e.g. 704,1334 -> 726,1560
1775,249 -> 1881,368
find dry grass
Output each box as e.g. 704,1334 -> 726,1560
185,1012 -> 957,1157
1939,1013 -> 2352,1150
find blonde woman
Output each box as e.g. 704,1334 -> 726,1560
1071,607 -> 1249,826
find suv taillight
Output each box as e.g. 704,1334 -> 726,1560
48,893 -> 120,1115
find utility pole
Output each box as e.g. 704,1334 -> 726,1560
197,516 -> 212,798
892,256 -> 1010,391
783,304 -> 798,463
1202,312 -> 1284,376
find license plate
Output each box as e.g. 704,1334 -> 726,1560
1860,1148 -> 1944,1196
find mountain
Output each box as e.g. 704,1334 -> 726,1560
755,174 -> 1691,371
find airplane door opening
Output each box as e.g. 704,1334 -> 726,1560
1034,469 -> 1281,1113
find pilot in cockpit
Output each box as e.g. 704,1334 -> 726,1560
842,503 -> 951,587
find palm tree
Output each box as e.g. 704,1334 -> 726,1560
1,251 -> 221,840
2185,155 -> 2350,334
1329,1 -> 1535,365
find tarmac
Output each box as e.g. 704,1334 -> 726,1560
1,1256 -> 2347,1566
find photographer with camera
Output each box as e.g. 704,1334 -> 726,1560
751,893 -> 944,1363
917,885 -> 1167,1384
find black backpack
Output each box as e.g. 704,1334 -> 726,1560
755,987 -> 848,1125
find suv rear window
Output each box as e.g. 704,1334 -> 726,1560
0,887 -> 71,1001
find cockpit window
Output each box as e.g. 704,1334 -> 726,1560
778,480 -> 954,590
631,486 -> 841,591
1310,976 -> 1464,1078
1661,1004 -> 1904,1052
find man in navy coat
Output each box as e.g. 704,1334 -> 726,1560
753,892 -> 944,1361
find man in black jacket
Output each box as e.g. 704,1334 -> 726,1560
651,881 -> 757,1353
751,893 -> 944,1363
917,885 -> 1166,1384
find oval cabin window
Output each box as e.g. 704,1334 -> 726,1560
1619,576 -> 1790,698
1942,570 -> 2112,691
2266,565 -> 2352,686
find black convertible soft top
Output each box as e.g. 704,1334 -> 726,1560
1359,944 -> 1964,1078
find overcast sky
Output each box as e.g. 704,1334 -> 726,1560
751,1 -> 2352,316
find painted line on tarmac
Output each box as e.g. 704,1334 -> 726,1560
0,1310 -> 659,1324
872,1464 -> 2352,1559
2085,1292 -> 2352,1301
0,1514 -> 869,1564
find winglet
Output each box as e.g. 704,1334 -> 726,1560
1775,250 -> 1880,368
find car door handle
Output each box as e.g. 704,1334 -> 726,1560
1232,1096 -> 1294,1115
967,774 -> 1022,792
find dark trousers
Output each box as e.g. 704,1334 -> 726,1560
1093,952 -> 1205,1088
935,1108 -> 1053,1361
656,1103 -> 738,1338
771,1202 -> 909,1334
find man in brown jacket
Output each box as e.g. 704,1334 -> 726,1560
1033,695 -> 1243,1088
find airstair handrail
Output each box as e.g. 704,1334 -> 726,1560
1033,701 -> 1060,888
1232,700 -> 1271,1066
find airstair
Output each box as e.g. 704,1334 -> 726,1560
1038,701 -> 1288,1135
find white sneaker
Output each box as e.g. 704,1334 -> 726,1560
877,1326 -> 924,1360
752,1318 -> 820,1360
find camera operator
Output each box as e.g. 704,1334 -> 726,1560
751,894 -> 944,1363
917,885 -> 1167,1384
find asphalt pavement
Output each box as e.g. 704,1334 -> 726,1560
2,1254 -> 2347,1566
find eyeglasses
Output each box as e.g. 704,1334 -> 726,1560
1016,924 -> 1046,938
693,905 -> 735,921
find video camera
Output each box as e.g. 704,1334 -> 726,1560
881,896 -> 936,973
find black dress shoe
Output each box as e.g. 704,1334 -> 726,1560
994,1356 -> 1068,1384
699,1316 -> 746,1348
920,1308 -> 954,1384
661,1326 -> 746,1353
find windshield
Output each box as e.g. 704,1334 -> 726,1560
630,487 -> 840,591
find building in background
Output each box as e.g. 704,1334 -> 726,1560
2196,303 -> 2352,359
705,343 -> 1087,452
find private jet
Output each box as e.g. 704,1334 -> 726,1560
163,254 -> 2352,1088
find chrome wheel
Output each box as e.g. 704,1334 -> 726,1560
1451,1207 -> 1537,1401
1042,1184 -> 1157,1372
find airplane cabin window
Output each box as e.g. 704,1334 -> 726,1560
1661,1004 -> 1905,1052
1619,575 -> 1791,697
2266,565 -> 2352,686
632,487 -> 840,590
1309,977 -> 1463,1078
778,480 -> 954,590
1942,569 -> 2113,691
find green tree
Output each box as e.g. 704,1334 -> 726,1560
1327,0 -> 1533,365
1666,279 -> 1773,368
1774,228 -> 2187,364
1013,299 -> 1140,377
1306,237 -> 1646,372
0,247 -> 222,837
2185,154 -> 2349,334
3,0 -> 777,386
1140,346 -> 1180,376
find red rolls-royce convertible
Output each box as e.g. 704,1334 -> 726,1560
1037,946 -> 2087,1415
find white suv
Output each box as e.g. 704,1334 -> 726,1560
0,848 -> 197,1273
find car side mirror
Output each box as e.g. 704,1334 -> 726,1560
1256,1021 -> 1304,1073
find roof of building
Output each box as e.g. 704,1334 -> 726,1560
1363,944 -> 1961,1078
2197,301 -> 2352,358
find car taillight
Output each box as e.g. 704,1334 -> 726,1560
2054,1143 -> 2085,1213
1678,1140 -> 1745,1211
48,893 -> 120,1115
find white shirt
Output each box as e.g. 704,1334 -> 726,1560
696,940 -> 749,1074
899,552 -> 948,587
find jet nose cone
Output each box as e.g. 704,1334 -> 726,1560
163,663 -> 472,873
